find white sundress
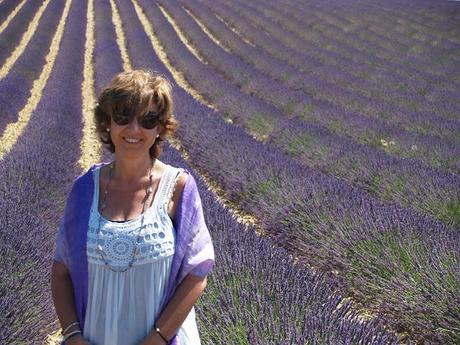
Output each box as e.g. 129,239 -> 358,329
83,164 -> 201,345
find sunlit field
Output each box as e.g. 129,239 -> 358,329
0,0 -> 459,344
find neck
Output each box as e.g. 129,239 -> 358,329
112,154 -> 154,183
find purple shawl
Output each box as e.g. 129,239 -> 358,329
53,163 -> 215,344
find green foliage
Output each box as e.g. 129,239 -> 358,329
439,199 -> 460,227
246,112 -> 276,138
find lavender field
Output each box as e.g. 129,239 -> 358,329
0,0 -> 459,344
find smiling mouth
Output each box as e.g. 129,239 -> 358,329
123,137 -> 142,144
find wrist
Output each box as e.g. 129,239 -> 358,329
65,333 -> 83,344
151,326 -> 168,345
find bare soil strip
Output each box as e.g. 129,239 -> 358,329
109,0 -> 132,71
78,0 -> 101,171
183,6 -> 231,53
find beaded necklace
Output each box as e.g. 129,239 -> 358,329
96,159 -> 155,272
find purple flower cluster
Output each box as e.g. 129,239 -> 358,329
0,0 -> 86,342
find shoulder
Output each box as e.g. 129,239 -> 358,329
68,163 -> 105,196
168,166 -> 192,220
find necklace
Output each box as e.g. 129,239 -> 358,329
96,159 -> 155,272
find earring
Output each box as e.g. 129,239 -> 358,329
156,135 -> 159,138
106,128 -> 110,132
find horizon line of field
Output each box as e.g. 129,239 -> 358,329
1,0 -> 458,228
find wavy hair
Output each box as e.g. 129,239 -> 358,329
94,70 -> 179,159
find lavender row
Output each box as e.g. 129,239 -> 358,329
246,0 -> 460,95
0,0 -> 66,134
271,0 -> 460,116
93,1 -> 401,343
179,0 -> 460,175
119,1 -> 459,342
281,0 -> 460,84
226,0 -> 460,138
221,0 -> 460,116
93,0 -> 124,95
164,145 -> 402,345
0,0 -> 86,342
0,0 -> 43,67
345,0 -> 460,45
140,0 -> 460,228
0,0 -> 21,25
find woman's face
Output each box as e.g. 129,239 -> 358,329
109,104 -> 161,160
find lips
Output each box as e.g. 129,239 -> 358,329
123,137 -> 142,143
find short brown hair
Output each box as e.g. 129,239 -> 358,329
94,70 -> 179,159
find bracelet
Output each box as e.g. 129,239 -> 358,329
61,321 -> 80,335
154,327 -> 168,344
63,329 -> 82,341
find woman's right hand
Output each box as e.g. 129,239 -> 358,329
66,334 -> 91,345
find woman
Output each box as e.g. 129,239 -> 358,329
51,70 -> 215,345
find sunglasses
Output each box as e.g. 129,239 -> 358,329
112,110 -> 160,129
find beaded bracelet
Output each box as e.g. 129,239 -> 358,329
61,321 -> 80,336
63,329 -> 82,342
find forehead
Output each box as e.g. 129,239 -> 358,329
113,98 -> 156,117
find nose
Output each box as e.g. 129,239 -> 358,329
126,117 -> 140,131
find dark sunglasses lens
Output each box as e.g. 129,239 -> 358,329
140,111 -> 160,129
112,112 -> 130,126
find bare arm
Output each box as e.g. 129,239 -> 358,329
51,261 -> 90,345
139,273 -> 208,345
141,170 -> 208,344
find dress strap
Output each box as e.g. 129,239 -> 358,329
154,165 -> 186,212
